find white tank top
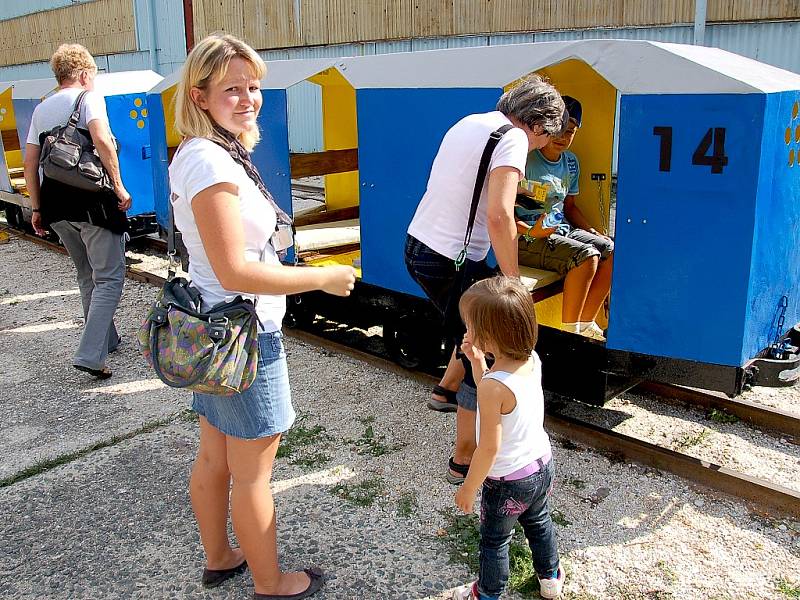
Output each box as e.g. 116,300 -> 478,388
476,352 -> 552,478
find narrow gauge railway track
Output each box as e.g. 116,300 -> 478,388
11,229 -> 800,519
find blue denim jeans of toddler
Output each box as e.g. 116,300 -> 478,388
477,460 -> 559,599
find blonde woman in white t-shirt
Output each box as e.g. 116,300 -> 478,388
452,276 -> 563,600
170,34 -> 355,600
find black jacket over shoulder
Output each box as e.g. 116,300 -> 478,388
39,175 -> 129,234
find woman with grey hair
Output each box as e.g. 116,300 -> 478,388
24,43 -> 131,379
405,75 -> 566,484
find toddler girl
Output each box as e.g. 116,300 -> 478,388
453,276 -> 563,599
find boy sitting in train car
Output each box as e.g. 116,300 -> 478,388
516,96 -> 613,341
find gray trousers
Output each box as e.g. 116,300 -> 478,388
51,220 -> 125,370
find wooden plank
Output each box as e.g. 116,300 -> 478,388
412,0 -> 454,37
300,0 -> 330,46
290,148 -> 358,178
244,0 -> 301,49
453,0 -> 491,35
1,130 -> 20,152
293,205 -> 359,227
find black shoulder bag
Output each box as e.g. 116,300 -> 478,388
39,91 -> 115,193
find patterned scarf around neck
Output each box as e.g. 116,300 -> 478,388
211,125 -> 293,232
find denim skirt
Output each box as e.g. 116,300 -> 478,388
192,331 -> 296,439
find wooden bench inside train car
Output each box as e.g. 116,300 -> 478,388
290,147 -> 361,269
520,265 -> 564,302
2,129 -> 27,195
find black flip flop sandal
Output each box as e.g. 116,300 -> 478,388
447,457 -> 470,485
253,567 -> 324,599
73,364 -> 113,380
202,559 -> 248,588
428,385 -> 458,412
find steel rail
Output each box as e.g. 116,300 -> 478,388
635,381 -> 800,439
13,230 -> 800,518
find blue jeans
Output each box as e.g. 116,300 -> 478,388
478,460 -> 559,599
404,235 -> 496,403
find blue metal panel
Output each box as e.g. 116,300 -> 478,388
0,62 -> 52,81
743,90 -> 800,360
106,52 -> 150,72
12,98 -> 40,150
0,0 -> 90,19
106,92 -> 155,216
708,22 -> 800,75
611,93 -> 765,366
146,88 -> 170,228
132,0 -> 187,75
252,89 -> 292,217
356,87 -> 504,295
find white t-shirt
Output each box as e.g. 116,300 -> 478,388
477,352 -> 552,478
407,111 -> 528,261
169,137 -> 286,332
26,88 -> 109,146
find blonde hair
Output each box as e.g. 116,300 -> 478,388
50,44 -> 97,85
174,33 -> 266,151
459,276 -> 538,361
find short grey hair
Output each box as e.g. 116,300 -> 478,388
496,75 -> 567,136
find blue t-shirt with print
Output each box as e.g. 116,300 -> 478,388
515,149 -> 579,236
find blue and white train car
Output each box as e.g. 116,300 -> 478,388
279,40 -> 800,401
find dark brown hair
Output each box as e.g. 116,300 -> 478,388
459,276 -> 538,361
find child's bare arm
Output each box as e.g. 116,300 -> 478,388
455,380 -> 509,513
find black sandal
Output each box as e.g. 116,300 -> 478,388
73,364 -> 113,380
428,384 -> 458,412
447,457 -> 470,485
202,559 -> 247,588
253,567 -> 324,599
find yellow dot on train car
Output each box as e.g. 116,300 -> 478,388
0,108 -> 6,114
794,102 -> 799,119
141,109 -> 148,117
137,119 -> 145,129
795,126 -> 800,143
786,128 -> 792,144
130,110 -> 138,119
0,115 -> 4,122
134,98 -> 143,107
790,149 -> 796,166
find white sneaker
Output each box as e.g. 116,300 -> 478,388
580,321 -> 606,341
452,581 -> 478,599
538,565 -> 565,599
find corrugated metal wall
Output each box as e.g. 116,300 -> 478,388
0,0 -> 185,79
266,20 -> 800,152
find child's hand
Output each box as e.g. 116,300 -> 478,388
461,337 -> 485,364
455,485 -> 477,514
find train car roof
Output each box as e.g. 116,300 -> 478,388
147,57 -> 339,94
94,70 -> 163,95
336,39 -> 800,94
261,57 -> 339,89
11,78 -> 58,100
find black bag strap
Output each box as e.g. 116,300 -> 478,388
64,90 -> 89,136
455,124 -> 513,271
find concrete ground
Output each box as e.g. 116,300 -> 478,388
1,234 -> 798,600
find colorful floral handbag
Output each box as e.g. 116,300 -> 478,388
137,277 -> 260,396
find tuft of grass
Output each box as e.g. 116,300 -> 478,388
346,422 -> 405,457
277,424 -> 330,459
657,560 -> 678,584
289,451 -> 331,469
438,510 -> 542,597
397,491 -> 417,518
777,579 -> 800,598
707,408 -> 739,424
551,509 -> 571,527
178,409 -> 199,423
674,428 -> 712,450
566,477 -> 587,490
330,476 -> 385,507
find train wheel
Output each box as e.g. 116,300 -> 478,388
383,314 -> 427,369
3,203 -> 21,230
